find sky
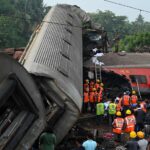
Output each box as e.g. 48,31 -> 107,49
43,0 -> 150,22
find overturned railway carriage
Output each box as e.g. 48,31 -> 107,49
0,4 -> 83,149
21,4 -> 83,144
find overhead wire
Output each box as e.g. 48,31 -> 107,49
104,0 -> 150,14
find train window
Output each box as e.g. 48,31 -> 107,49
66,21 -> 73,26
68,13 -> 74,19
65,28 -> 72,34
129,75 -> 147,84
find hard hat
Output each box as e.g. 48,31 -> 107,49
116,111 -> 121,116
96,79 -> 100,83
126,109 -> 131,115
132,90 -> 136,95
130,131 -> 136,138
101,83 -> 104,86
93,88 -> 96,91
137,131 -> 144,139
85,79 -> 89,83
123,92 -> 126,95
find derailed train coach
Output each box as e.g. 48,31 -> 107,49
0,4 -> 85,149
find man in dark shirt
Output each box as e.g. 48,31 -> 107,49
134,104 -> 146,131
124,131 -> 139,150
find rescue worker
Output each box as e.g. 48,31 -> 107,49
93,88 -> 98,110
124,131 -> 139,150
115,97 -> 122,112
96,102 -> 105,125
100,83 -> 104,89
83,88 -> 89,113
89,88 -> 96,113
134,104 -> 146,132
108,100 -> 116,126
104,99 -> 110,119
84,79 -> 89,91
131,91 -> 138,109
97,88 -> 103,103
112,111 -> 124,142
95,79 -> 100,89
124,109 -> 136,133
122,92 -> 131,117
137,131 -> 148,150
89,81 -> 95,92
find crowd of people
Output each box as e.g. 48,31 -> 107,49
83,79 -> 104,113
33,79 -> 150,150
82,78 -> 150,150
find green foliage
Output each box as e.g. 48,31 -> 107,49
89,11 -> 150,52
89,10 -> 129,38
118,32 -> 150,52
0,0 -> 44,49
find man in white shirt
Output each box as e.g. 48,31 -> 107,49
137,131 -> 148,150
82,133 -> 97,150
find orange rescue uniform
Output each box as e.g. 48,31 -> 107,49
84,92 -> 89,103
131,95 -> 138,104
89,92 -> 94,103
122,95 -> 130,106
124,115 -> 136,133
89,82 -> 94,92
83,83 -> 89,91
113,118 -> 124,134
95,83 -> 100,89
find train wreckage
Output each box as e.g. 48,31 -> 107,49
0,4 -> 131,149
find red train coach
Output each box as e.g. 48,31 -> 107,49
99,52 -> 150,95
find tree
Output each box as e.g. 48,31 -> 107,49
0,0 -> 45,49
118,32 -> 150,52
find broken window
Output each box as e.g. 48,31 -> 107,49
129,75 -> 147,84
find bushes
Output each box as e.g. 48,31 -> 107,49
118,32 -> 150,52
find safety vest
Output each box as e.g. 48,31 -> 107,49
84,92 -> 89,103
84,83 -> 89,91
96,103 -> 104,115
113,118 -> 124,134
95,83 -> 100,89
124,115 -> 136,133
97,92 -> 102,103
108,103 -> 116,115
89,92 -> 94,103
122,95 -> 130,106
93,92 -> 98,102
131,95 -> 137,104
140,102 -> 147,113
89,83 -> 94,92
